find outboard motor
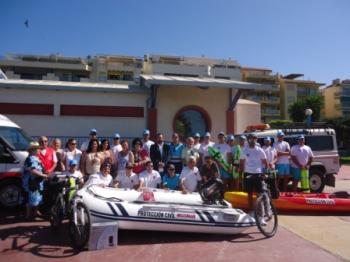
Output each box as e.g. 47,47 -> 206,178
199,178 -> 225,205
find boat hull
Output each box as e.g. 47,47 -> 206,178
78,186 -> 256,235
225,191 -> 350,213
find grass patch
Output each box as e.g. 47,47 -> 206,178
341,156 -> 350,164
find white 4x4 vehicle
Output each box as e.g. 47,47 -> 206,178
0,114 -> 32,208
246,128 -> 340,193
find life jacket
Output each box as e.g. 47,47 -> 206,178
38,147 -> 56,172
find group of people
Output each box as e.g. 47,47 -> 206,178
22,128 -> 314,219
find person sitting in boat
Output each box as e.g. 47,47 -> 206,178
114,162 -> 140,190
238,133 -> 268,213
62,159 -> 84,187
180,156 -> 202,194
85,162 -> 113,187
200,155 -> 219,183
162,164 -> 180,190
138,161 -> 162,189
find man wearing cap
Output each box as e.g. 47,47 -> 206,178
168,133 -> 185,174
262,137 -> 277,170
180,156 -> 202,193
62,159 -> 84,186
239,133 -> 268,212
81,128 -> 99,152
112,133 -> 122,155
162,164 -> 181,190
193,133 -> 201,151
199,132 -> 214,164
114,162 -> 140,190
229,135 -> 247,191
273,131 -> 291,192
213,132 -> 231,190
290,135 -> 314,192
142,129 -> 155,155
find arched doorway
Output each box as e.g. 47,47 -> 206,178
173,105 -> 211,139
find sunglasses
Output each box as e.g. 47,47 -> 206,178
39,140 -> 48,143
168,168 -> 175,171
126,166 -> 133,169
70,143 -> 77,145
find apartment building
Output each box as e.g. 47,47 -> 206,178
241,68 -> 323,122
322,79 -> 350,119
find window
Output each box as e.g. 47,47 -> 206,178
173,106 -> 211,139
284,135 -> 334,151
0,127 -> 33,151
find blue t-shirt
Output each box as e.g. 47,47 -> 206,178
162,174 -> 180,190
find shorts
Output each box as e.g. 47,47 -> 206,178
243,173 -> 263,193
276,164 -> 290,176
219,168 -> 231,180
291,167 -> 302,181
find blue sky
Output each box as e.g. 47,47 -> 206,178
1,0 -> 349,85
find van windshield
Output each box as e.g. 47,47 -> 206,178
0,126 -> 33,151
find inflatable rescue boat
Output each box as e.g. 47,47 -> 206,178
77,185 -> 256,235
225,191 -> 350,213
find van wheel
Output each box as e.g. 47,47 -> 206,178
309,171 -> 325,193
0,179 -> 23,208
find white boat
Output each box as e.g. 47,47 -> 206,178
76,185 -> 256,235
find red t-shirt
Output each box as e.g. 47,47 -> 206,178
133,149 -> 148,174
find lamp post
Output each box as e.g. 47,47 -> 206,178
305,108 -> 313,127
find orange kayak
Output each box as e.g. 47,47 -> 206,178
224,191 -> 350,213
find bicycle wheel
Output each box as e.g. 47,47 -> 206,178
254,194 -> 278,238
49,195 -> 64,230
68,202 -> 91,250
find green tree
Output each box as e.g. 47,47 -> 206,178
288,95 -> 324,122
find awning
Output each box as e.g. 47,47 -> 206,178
0,79 -> 149,94
141,74 -> 276,91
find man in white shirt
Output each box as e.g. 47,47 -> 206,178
180,156 -> 202,193
138,161 -> 161,189
239,133 -> 268,211
114,162 -> 139,190
273,131 -> 291,192
80,128 -> 98,152
262,137 -> 277,170
290,135 -> 314,192
193,133 -> 201,151
112,133 -> 122,155
142,129 -> 154,155
199,132 -> 215,164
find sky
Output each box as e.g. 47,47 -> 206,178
1,0 -> 349,85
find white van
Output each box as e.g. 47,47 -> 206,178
243,127 -> 340,193
0,114 -> 33,207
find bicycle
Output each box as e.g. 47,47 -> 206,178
254,169 -> 278,238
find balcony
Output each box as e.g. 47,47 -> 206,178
245,96 -> 280,104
